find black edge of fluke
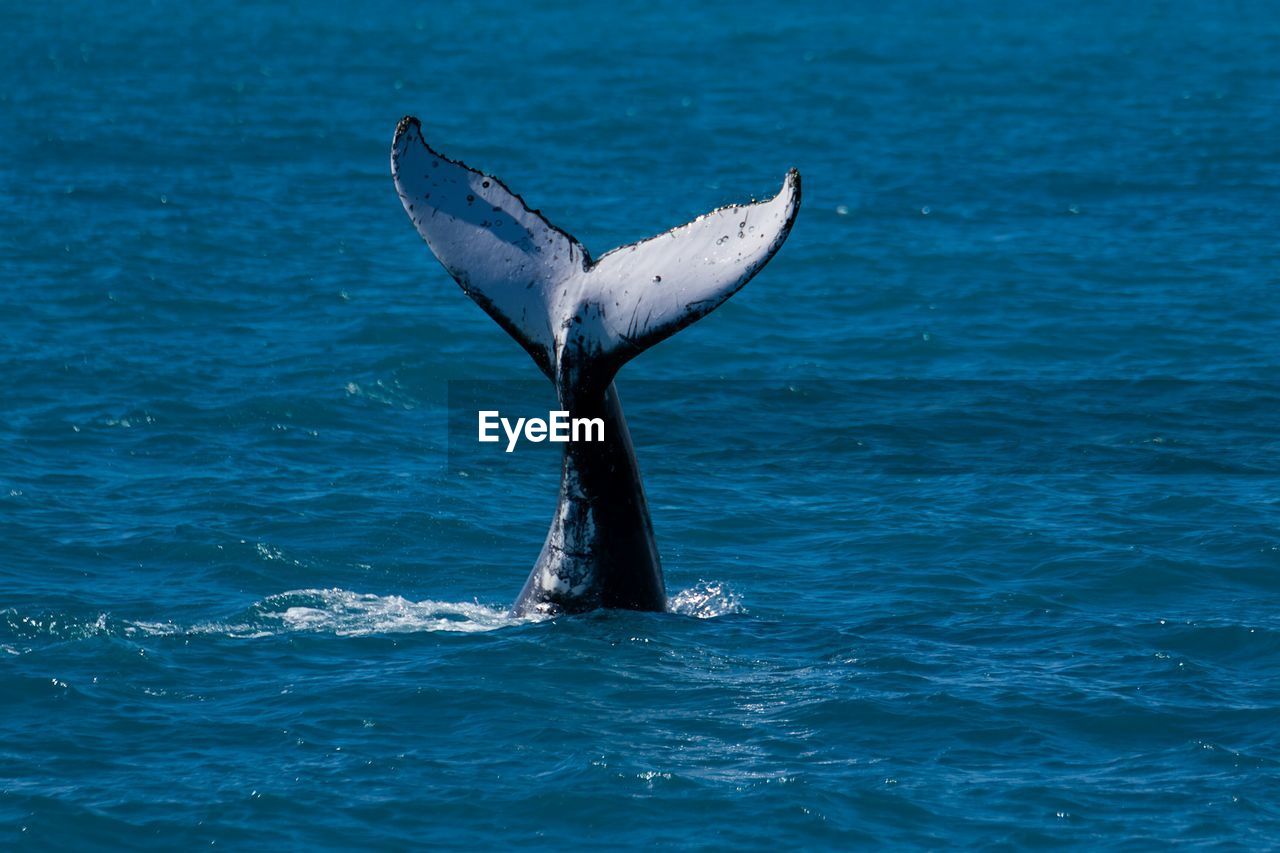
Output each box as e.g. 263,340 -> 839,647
394,114 -> 420,140
391,114 -> 591,267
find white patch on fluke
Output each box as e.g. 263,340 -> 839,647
391,117 -> 800,379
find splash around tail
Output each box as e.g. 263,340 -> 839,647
391,116 -> 800,614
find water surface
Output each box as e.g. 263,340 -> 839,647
3,0 -> 1279,847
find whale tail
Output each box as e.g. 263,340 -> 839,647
390,116 -> 801,399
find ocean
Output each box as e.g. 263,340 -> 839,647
3,0 -> 1279,847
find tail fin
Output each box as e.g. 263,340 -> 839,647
391,116 -> 800,393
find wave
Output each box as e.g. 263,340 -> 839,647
130,589 -> 535,638
2,581 -> 745,649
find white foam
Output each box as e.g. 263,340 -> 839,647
116,581 -> 743,641
176,589 -> 541,638
668,581 -> 746,618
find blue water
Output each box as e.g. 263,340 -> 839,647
4,0 -> 1279,847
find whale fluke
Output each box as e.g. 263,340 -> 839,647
391,116 -> 800,398
390,116 -> 801,615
